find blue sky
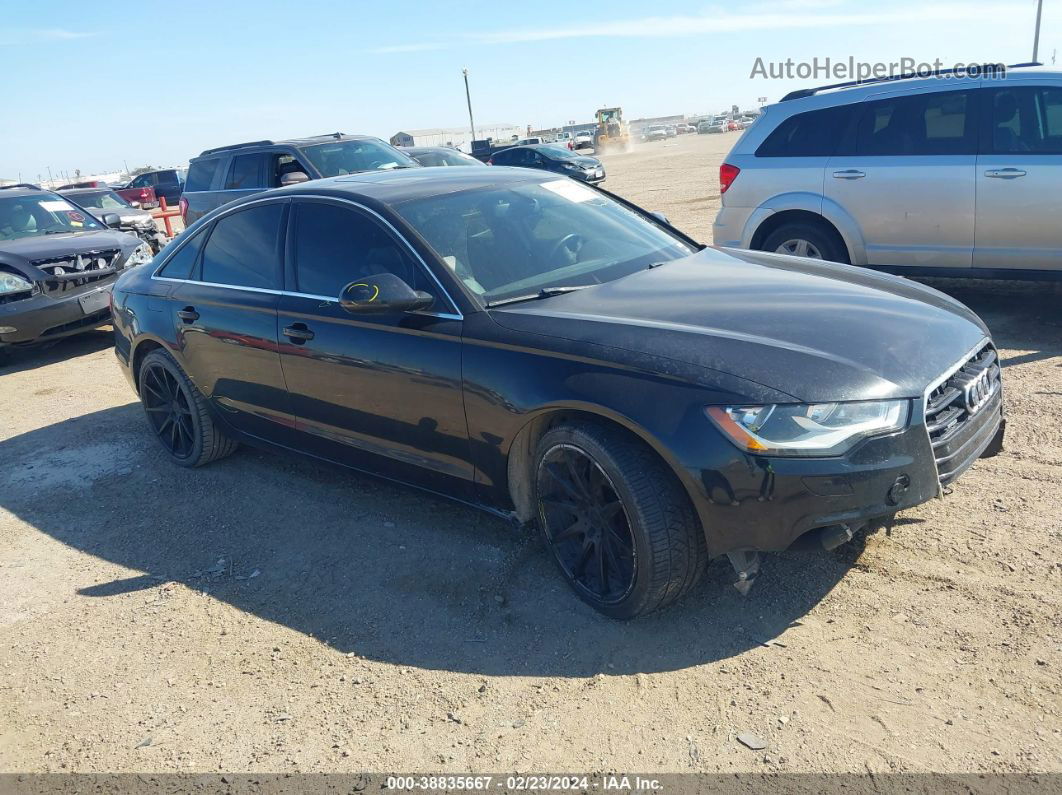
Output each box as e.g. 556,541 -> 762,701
2,0 -> 1055,179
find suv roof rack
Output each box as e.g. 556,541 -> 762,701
780,61 -> 1042,102
199,140 -> 275,156
0,183 -> 43,191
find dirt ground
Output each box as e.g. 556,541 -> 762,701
1,132 -> 1059,777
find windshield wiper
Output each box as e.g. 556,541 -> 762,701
485,285 -> 593,308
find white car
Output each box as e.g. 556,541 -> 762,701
574,131 -> 594,150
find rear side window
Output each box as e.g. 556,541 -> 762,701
292,201 -> 420,298
157,227 -> 207,280
225,154 -> 267,190
200,203 -> 284,289
987,85 -> 1062,154
185,158 -> 222,192
847,90 -> 977,156
756,105 -> 854,157
155,170 -> 180,186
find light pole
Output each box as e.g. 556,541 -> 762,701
463,68 -> 477,143
1033,0 -> 1044,61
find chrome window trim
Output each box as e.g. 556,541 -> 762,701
150,193 -> 463,321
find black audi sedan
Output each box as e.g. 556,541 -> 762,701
489,144 -> 605,183
111,167 -> 1003,618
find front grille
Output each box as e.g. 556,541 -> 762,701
924,343 -> 1002,487
33,249 -> 121,295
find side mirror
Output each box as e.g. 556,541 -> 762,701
339,273 -> 434,315
102,212 -> 123,228
650,211 -> 670,225
280,171 -> 310,187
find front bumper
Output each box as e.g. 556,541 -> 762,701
683,403 -> 1005,557
0,281 -> 114,346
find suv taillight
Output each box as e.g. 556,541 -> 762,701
720,163 -> 741,194
178,196 -> 188,221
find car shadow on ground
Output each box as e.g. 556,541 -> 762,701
0,329 -> 114,375
1,402 -> 870,677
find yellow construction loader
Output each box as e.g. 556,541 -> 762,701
594,107 -> 630,153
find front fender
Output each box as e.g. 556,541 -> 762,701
744,191 -> 868,265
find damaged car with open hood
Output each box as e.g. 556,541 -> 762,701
110,167 -> 1004,618
1,184 -> 152,362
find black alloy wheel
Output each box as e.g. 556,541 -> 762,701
537,443 -> 637,605
141,359 -> 196,460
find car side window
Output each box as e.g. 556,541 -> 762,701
185,158 -> 222,192
988,86 -> 1062,154
292,201 -> 429,300
850,90 -> 977,156
156,226 -> 208,280
756,105 -> 854,157
155,170 -> 180,186
130,174 -> 151,188
200,203 -> 284,289
225,154 -> 267,190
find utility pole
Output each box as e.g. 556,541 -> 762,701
1033,0 -> 1044,62
46,166 -> 53,186
463,68 -> 477,142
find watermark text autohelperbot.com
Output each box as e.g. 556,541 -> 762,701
750,57 -> 1006,82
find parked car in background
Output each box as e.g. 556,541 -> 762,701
553,132 -> 574,148
122,168 -> 186,208
59,179 -> 157,210
513,137 -> 547,146
573,131 -> 594,150
0,184 -> 151,361
727,120 -> 741,132
644,125 -> 668,142
402,147 -> 487,167
489,144 -> 605,183
701,121 -> 727,134
713,63 -> 1062,279
665,125 -> 677,138
113,166 -> 1003,618
180,133 -> 419,224
59,188 -> 168,253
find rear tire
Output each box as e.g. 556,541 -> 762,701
139,349 -> 238,467
761,222 -> 849,264
533,421 -> 707,619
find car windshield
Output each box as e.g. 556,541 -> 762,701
411,149 -> 482,167
0,195 -> 104,240
395,178 -> 695,304
300,139 -> 418,177
542,145 -> 580,160
66,191 -> 130,211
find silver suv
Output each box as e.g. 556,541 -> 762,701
713,65 -> 1061,278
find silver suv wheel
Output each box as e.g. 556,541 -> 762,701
775,238 -> 823,259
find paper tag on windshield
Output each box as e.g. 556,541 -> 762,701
39,200 -> 74,212
541,180 -> 596,203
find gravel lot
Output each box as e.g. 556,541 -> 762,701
1,132 -> 1059,776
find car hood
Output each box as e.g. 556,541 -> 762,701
569,157 -> 600,168
487,247 -> 990,402
0,230 -> 140,265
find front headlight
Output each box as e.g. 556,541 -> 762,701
706,400 -> 909,457
125,242 -> 153,268
0,270 -> 33,296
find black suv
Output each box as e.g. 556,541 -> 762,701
180,133 -> 419,225
0,185 -> 151,361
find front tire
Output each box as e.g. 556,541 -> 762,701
534,422 -> 707,619
760,221 -> 849,263
139,349 -> 238,467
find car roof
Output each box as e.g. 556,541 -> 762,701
0,186 -> 52,199
58,187 -> 112,194
403,146 -> 467,154
259,166 -> 559,206
194,133 -> 377,159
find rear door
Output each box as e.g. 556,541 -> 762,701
182,157 -> 225,224
825,87 -> 979,269
164,199 -> 293,441
276,197 -> 472,496
975,82 -> 1062,272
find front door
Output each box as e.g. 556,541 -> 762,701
276,198 -> 472,497
825,87 -> 979,269
975,82 -> 1062,272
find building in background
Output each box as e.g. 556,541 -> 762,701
390,124 -> 521,151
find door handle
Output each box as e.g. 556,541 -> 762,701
985,168 -> 1027,179
176,307 -> 199,322
282,323 -> 315,343
832,169 -> 866,179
